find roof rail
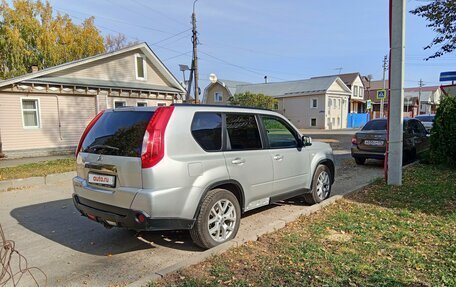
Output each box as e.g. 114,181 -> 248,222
171,103 -> 274,112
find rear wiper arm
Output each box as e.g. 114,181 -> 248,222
88,144 -> 120,151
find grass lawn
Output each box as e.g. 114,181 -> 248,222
0,158 -> 76,181
153,164 -> 455,287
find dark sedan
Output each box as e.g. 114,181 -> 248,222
351,118 -> 430,165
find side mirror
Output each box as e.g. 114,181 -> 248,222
302,135 -> 312,147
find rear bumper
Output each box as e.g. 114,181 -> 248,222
351,146 -> 385,160
73,194 -> 195,231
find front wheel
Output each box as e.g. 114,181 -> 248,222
190,189 -> 241,249
303,165 -> 332,204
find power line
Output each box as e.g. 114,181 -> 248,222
53,8 -> 191,56
151,29 -> 191,45
130,0 -> 189,26
199,51 -> 289,81
54,6 -> 171,34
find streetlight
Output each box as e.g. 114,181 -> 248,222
179,64 -> 191,101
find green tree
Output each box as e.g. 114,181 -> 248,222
430,92 -> 456,167
410,0 -> 456,60
229,92 -> 278,110
0,0 -> 106,79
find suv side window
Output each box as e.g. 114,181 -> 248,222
261,116 -> 297,148
191,112 -> 222,151
226,114 -> 262,150
413,120 -> 427,135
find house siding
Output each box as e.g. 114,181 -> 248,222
204,83 -> 231,105
278,94 -> 326,129
49,50 -> 171,87
0,92 -> 96,152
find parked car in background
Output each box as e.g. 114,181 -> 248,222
72,104 -> 335,249
415,114 -> 435,132
351,118 -> 430,165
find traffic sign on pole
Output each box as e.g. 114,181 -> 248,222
377,89 -> 387,100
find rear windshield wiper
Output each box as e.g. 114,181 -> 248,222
87,144 -> 120,152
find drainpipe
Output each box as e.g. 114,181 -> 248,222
53,95 -> 63,140
0,129 -> 5,158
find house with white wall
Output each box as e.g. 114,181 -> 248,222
203,76 -> 351,129
312,73 -> 365,113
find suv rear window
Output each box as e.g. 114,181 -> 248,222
362,120 -> 387,131
82,110 -> 154,157
191,112 -> 222,151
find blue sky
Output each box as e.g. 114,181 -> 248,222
41,0 -> 456,87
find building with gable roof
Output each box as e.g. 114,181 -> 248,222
0,43 -> 186,158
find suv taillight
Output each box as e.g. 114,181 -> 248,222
75,110 -> 105,157
351,136 -> 357,145
141,106 -> 174,169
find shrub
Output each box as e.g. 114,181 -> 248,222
229,92 -> 278,110
430,93 -> 456,166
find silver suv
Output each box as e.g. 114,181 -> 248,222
73,104 -> 335,249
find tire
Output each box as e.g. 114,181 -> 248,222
303,165 -> 332,205
190,188 -> 241,249
354,157 -> 366,165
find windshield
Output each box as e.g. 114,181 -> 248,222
415,116 -> 434,122
362,120 -> 387,131
82,110 -> 154,157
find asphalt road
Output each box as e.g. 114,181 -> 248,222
0,131 -> 384,287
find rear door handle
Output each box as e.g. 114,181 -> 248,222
231,158 -> 245,165
273,154 -> 284,161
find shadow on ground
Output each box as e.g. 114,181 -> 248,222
10,199 -> 202,256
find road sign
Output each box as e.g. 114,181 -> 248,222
440,71 -> 456,82
377,89 -> 386,100
366,99 -> 372,110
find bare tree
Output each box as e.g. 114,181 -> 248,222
104,33 -> 140,52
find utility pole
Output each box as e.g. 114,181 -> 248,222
386,0 -> 405,186
418,79 -> 424,115
191,0 -> 199,104
381,55 -> 388,118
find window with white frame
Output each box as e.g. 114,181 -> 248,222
137,102 -> 147,107
328,98 -> 332,108
135,54 -> 146,80
311,98 -> 318,108
354,86 -> 358,97
22,99 -> 40,128
114,101 -> 126,108
214,92 -> 223,102
360,88 -> 364,98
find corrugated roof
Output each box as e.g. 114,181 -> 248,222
312,72 -> 360,86
26,77 -> 182,93
218,79 -> 252,96
235,76 -> 346,98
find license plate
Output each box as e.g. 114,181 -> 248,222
364,140 -> 384,146
88,173 -> 116,187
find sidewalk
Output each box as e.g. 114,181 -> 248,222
0,155 -> 72,168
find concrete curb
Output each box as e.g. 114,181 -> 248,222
126,181 -> 374,287
0,171 -> 76,191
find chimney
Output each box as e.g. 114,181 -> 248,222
264,75 -> 268,84
31,65 -> 39,73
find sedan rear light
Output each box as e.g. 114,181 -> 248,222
75,110 -> 105,157
141,106 -> 174,169
351,136 -> 357,145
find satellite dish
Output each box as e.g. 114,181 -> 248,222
209,73 -> 218,83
